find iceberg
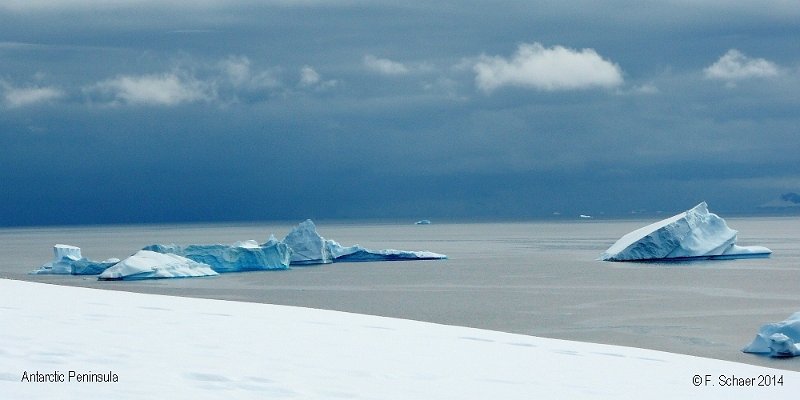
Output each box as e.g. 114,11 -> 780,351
31,244 -> 119,275
98,250 -> 218,281
143,237 -> 291,273
415,219 -> 432,225
283,219 -> 447,265
599,202 -> 772,262
325,240 -> 447,262
283,219 -> 334,265
743,312 -> 800,357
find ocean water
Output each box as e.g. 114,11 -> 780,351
2,217 -> 799,371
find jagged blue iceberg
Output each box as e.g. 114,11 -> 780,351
283,220 -> 333,265
143,237 -> 291,273
743,312 -> 800,357
284,219 -> 447,265
599,202 -> 771,262
34,219 -> 444,281
98,250 -> 218,280
31,244 -> 119,275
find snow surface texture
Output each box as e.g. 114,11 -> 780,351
2,279 -> 797,400
743,312 -> 800,357
143,238 -> 291,273
284,219 -> 447,265
98,250 -> 218,280
599,202 -> 772,261
30,244 -> 119,275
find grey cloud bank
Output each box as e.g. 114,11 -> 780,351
1,1 -> 798,226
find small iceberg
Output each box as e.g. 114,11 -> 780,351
415,219 -> 432,225
743,312 -> 800,357
143,238 -> 291,273
98,250 -> 218,281
599,202 -> 771,262
31,244 -> 119,275
284,219 -> 447,265
326,240 -> 447,262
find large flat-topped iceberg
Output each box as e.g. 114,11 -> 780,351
31,244 -> 119,275
599,202 -> 771,261
143,238 -> 291,273
98,250 -> 218,281
743,312 -> 800,357
283,219 -> 447,265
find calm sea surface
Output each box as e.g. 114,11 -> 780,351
2,217 -> 799,371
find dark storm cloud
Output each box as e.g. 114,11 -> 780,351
1,1 -> 799,225
782,193 -> 800,204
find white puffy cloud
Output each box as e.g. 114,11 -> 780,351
363,55 -> 410,76
631,83 -> 659,94
90,72 -> 211,106
220,56 -> 252,86
298,65 -> 337,89
615,83 -> 659,96
473,42 -> 624,93
219,56 -> 281,89
82,57 -> 336,106
1,82 -> 64,108
704,49 -> 780,81
299,65 -> 321,86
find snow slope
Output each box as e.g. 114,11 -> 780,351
1,279 -> 797,399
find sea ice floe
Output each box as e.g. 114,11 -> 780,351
599,202 -> 771,262
98,250 -> 218,280
31,244 -> 119,275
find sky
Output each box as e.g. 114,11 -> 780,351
1,0 -> 799,226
